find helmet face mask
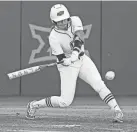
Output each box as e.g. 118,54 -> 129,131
50,4 -> 70,29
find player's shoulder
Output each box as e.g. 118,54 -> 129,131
70,16 -> 83,23
49,26 -> 57,39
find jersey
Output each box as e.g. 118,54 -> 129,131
48,16 -> 84,58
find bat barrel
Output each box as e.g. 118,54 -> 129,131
8,66 -> 40,79
7,61 -> 63,80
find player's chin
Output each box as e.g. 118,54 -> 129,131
58,25 -> 68,30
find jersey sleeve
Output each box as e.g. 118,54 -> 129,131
49,36 -> 64,55
71,16 -> 84,32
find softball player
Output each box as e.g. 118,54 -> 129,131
26,4 -> 123,123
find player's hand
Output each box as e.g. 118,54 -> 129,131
62,58 -> 72,66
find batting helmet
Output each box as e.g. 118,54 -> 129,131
50,4 -> 70,22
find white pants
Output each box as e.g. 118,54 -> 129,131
55,54 -> 106,107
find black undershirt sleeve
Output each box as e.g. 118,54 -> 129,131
73,40 -> 83,52
56,53 -> 66,61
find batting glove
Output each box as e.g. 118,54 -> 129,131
70,51 -> 79,62
62,50 -> 80,66
62,58 -> 72,66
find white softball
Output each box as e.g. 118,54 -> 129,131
105,71 -> 115,80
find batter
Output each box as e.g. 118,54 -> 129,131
26,4 -> 123,123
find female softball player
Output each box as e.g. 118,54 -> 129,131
26,4 -> 123,123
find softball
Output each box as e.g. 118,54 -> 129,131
105,71 -> 115,80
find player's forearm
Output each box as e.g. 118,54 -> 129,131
70,31 -> 85,62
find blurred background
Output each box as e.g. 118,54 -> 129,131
0,1 -> 137,97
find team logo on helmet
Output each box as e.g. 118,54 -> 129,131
57,11 -> 64,16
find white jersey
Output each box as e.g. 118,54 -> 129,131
49,16 -> 84,58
